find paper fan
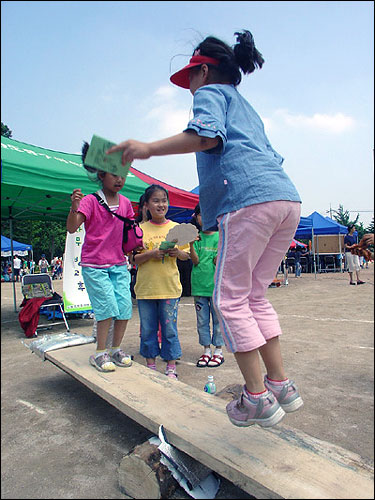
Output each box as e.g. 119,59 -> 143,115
165,223 -> 199,245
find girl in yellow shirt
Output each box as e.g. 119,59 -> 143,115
134,185 -> 190,378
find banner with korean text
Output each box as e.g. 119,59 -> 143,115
63,225 -> 92,313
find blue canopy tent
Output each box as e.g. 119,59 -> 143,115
1,235 -> 33,305
1,235 -> 33,256
324,216 -> 348,233
295,212 -> 348,237
295,216 -> 313,234
295,212 -> 348,274
293,216 -> 317,276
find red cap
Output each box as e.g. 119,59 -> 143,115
170,55 -> 220,89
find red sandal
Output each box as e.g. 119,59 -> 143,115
207,354 -> 225,367
196,353 -> 211,367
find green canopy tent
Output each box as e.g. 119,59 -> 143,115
1,136 -> 150,221
1,136 -> 199,311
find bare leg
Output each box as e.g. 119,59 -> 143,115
96,318 -> 112,351
258,336 -> 287,380
111,319 -> 129,348
235,336 -> 287,393
234,350 -> 265,393
349,271 -> 354,283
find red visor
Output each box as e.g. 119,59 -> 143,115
170,55 -> 220,89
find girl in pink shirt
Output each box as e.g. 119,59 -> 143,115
67,142 -> 134,373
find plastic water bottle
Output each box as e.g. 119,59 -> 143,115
204,375 -> 216,394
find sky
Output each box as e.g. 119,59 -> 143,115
1,1 -> 374,227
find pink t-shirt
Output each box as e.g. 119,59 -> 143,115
78,193 -> 134,267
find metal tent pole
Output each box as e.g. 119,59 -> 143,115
339,234 -> 343,272
312,228 -> 317,279
9,207 -> 17,312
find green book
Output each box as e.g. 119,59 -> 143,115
159,241 -> 176,250
84,134 -> 131,177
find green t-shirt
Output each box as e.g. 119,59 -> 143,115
191,231 -> 219,297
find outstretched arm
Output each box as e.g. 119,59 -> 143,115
106,131 -> 219,166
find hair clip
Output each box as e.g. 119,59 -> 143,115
193,49 -> 201,56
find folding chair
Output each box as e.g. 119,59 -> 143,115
286,257 -> 295,274
300,256 -> 308,273
324,255 -> 336,272
21,273 -> 70,334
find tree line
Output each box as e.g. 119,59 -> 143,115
1,220 -> 67,263
330,205 -> 374,241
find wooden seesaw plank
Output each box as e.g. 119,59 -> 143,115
45,343 -> 373,499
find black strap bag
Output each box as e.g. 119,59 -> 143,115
92,193 -> 143,254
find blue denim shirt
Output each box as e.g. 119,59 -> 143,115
184,84 -> 301,230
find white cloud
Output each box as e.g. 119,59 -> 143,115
262,117 -> 273,134
143,85 -> 191,137
144,89 -> 356,139
266,109 -> 356,134
153,108 -> 190,136
153,85 -> 178,100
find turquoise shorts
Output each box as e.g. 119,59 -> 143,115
81,265 -> 132,322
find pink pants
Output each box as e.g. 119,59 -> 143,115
213,201 -> 301,353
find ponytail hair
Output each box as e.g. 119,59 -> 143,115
233,30 -> 264,75
136,193 -> 150,223
193,29 -> 264,86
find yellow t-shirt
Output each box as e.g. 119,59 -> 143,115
134,220 -> 189,299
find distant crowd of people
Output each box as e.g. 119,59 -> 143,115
1,254 -> 63,282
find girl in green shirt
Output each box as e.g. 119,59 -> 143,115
189,204 -> 224,368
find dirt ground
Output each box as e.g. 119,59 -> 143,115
1,266 -> 374,499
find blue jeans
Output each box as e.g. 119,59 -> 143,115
194,296 -> 224,347
295,262 -> 302,277
138,298 -> 182,361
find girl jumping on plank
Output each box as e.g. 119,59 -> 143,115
107,30 -> 303,427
